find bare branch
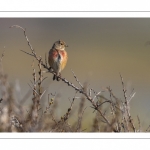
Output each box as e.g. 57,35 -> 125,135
120,73 -> 136,132
20,50 -> 34,56
92,91 -> 101,102
40,89 -> 46,99
71,69 -> 83,89
28,83 -> 39,96
137,115 -> 141,132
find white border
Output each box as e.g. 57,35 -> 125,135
0,12 -> 150,18
0,0 -> 150,11
0,133 -> 149,139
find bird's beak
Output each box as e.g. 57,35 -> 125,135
65,44 -> 68,47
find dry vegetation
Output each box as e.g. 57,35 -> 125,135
0,25 -> 147,132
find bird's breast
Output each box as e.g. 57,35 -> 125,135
52,50 -> 67,62
49,49 -> 68,71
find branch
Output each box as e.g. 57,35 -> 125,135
11,25 -> 116,132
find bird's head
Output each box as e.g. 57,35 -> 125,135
52,40 -> 68,50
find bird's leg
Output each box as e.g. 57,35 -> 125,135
49,67 -> 53,72
57,73 -> 61,81
53,74 -> 56,80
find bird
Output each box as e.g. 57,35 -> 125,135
48,40 -> 68,81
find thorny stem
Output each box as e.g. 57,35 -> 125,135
71,70 -> 83,88
107,86 -> 118,131
38,58 -> 43,96
137,115 -> 141,132
32,61 -> 36,98
60,92 -> 77,122
76,107 -> 87,132
120,73 -> 136,132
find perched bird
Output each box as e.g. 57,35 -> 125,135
48,40 -> 68,81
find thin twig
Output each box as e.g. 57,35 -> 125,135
20,50 -> 34,56
137,115 -> 141,132
120,73 -> 136,132
40,89 -> 46,99
146,125 -> 150,132
92,91 -> 101,102
76,107 -> 87,132
28,83 -> 39,96
71,70 -> 83,89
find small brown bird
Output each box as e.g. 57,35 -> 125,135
48,40 -> 68,81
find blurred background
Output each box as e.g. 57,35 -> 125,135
0,18 -> 150,131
